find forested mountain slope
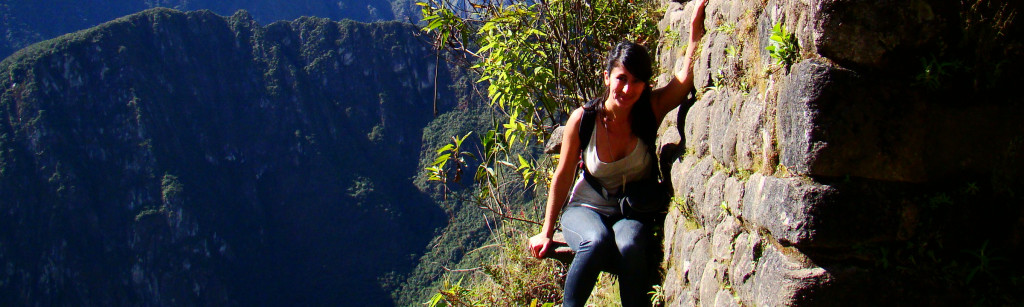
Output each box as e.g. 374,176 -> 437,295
0,8 -> 463,305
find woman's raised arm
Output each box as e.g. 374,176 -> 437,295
651,0 -> 708,122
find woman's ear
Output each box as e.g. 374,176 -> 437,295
603,71 -> 610,87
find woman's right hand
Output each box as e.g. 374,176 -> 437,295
690,0 -> 708,42
528,233 -> 553,259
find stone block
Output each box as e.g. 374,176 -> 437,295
741,174 -> 836,246
670,155 -> 698,200
687,232 -> 712,288
674,156 -> 714,211
777,59 -> 835,177
754,5 -> 778,70
683,93 -> 713,157
723,176 -> 744,219
729,232 -> 758,287
779,59 -> 1024,182
657,108 -> 684,176
706,31 -> 741,91
732,95 -> 766,171
671,228 -> 707,284
663,210 -> 682,263
708,90 -> 737,168
714,289 -> 740,307
812,0 -> 942,67
662,223 -> 688,305
775,59 -> 1024,183
543,125 -> 564,154
663,264 -> 687,307
699,260 -> 725,305
711,216 -> 740,261
777,59 -> 921,181
699,171 -> 728,225
740,243 -> 829,307
673,289 -> 698,307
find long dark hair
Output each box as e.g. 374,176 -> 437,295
587,41 -> 657,150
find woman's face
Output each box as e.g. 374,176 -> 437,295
604,63 -> 646,107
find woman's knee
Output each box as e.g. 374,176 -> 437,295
613,220 -> 648,256
568,227 -> 611,252
617,235 -> 647,255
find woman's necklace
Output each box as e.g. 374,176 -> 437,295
601,114 -> 627,160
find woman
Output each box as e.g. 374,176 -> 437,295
527,0 -> 708,306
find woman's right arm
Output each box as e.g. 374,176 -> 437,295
529,107 -> 585,258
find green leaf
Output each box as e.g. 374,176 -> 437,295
436,143 -> 455,154
475,165 -> 489,182
456,132 -> 473,146
426,18 -> 445,31
427,293 -> 443,307
432,153 -> 451,167
478,42 -> 495,54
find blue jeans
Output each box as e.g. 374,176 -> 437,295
561,206 -> 650,307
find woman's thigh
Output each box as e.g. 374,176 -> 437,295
560,206 -> 611,252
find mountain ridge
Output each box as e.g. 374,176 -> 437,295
0,0 -> 422,59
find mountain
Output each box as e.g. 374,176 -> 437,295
0,0 -> 423,60
0,8 -> 464,306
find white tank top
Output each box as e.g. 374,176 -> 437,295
566,121 -> 653,216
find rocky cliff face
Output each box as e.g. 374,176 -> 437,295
656,0 -> 1023,305
0,8 -> 458,306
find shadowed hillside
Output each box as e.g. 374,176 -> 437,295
0,8 -> 462,306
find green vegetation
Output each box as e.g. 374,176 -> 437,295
662,27 -> 682,49
724,44 -> 739,59
714,22 -> 736,36
160,173 -> 183,204
396,106 -> 497,305
347,176 -> 375,200
648,284 -> 665,306
914,55 -> 960,90
765,21 -> 797,69
671,196 -> 701,230
427,225 -> 565,307
424,132 -> 475,198
367,123 -> 385,143
415,0 -> 665,304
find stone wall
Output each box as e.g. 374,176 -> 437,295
655,0 -> 1023,305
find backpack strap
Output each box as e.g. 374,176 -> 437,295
578,104 -> 598,154
577,99 -> 609,199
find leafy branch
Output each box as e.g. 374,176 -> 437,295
418,0 -> 662,224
